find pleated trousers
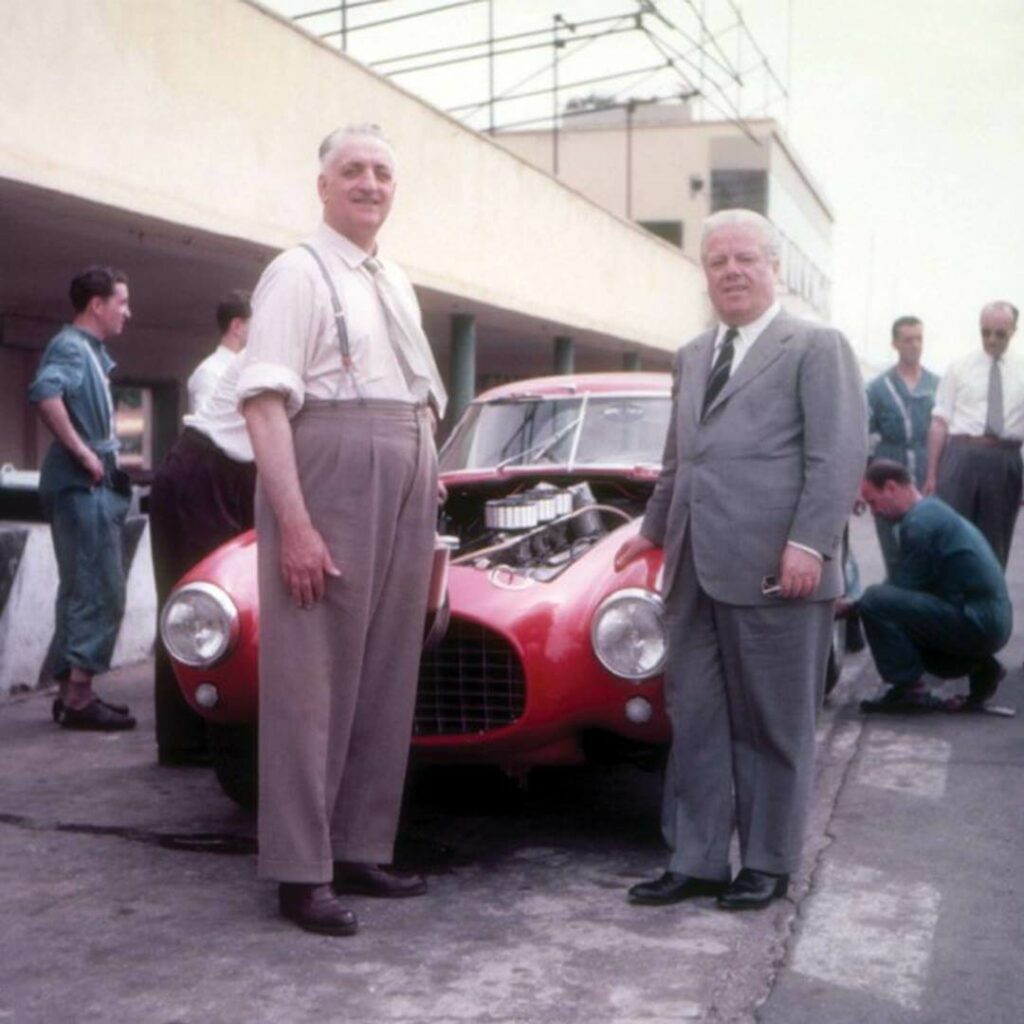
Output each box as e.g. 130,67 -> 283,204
256,399 -> 437,882
661,536 -> 833,877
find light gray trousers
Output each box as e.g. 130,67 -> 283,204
661,537 -> 833,878
256,400 -> 437,883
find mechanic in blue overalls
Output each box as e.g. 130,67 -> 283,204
28,266 -> 136,731
866,315 -> 939,577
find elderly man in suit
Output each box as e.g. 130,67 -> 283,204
616,209 -> 866,910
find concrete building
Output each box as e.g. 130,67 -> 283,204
0,0 -> 714,694
494,105 -> 834,323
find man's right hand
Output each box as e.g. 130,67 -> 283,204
279,521 -> 341,608
614,534 -> 657,572
922,474 -> 937,496
80,449 -> 104,486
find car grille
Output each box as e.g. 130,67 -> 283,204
414,618 -> 526,736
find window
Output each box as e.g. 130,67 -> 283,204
710,170 -> 767,214
638,220 -> 684,248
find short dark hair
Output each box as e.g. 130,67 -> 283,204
69,266 -> 128,313
216,289 -> 252,334
891,316 -> 922,340
865,459 -> 911,489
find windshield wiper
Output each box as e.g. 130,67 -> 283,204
496,414 -> 583,471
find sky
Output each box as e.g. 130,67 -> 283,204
272,0 -> 1024,372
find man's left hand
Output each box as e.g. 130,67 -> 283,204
778,545 -> 822,600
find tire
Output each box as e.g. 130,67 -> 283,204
825,617 -> 847,697
208,723 -> 258,810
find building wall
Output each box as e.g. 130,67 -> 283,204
0,0 -> 706,357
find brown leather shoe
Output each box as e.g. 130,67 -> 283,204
333,862 -> 428,899
278,883 -> 358,936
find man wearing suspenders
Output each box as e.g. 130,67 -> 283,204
238,125 -> 446,935
28,266 -> 136,731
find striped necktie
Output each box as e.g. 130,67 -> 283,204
702,327 -> 738,419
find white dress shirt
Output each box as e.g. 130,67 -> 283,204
182,356 -> 253,463
237,222 -> 418,417
711,301 -> 782,372
187,345 -> 235,415
932,347 -> 1024,440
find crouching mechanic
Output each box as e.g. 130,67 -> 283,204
858,460 -> 1011,713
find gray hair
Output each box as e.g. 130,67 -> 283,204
318,124 -> 395,169
981,300 -> 1019,326
701,208 -> 780,259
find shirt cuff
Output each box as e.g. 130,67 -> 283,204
27,379 -> 66,404
236,362 -> 306,419
787,540 -> 823,562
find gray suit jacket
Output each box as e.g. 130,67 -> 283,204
642,310 -> 868,605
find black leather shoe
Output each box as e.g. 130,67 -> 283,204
56,699 -> 136,731
52,695 -> 130,722
279,883 -> 359,936
968,657 -> 1005,706
717,868 -> 789,910
333,862 -> 428,898
627,871 -> 727,905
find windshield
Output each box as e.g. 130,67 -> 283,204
440,394 -> 671,472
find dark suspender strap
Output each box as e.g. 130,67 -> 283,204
300,242 -> 353,361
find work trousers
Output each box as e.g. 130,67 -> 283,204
937,439 -> 1022,569
859,583 -> 1010,687
149,428 -> 256,755
47,480 -> 129,678
661,537 -> 833,878
256,400 -> 437,883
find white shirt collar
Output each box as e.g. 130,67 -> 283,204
315,221 -> 378,270
715,301 -> 782,350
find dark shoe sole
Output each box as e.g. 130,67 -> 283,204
281,912 -> 359,936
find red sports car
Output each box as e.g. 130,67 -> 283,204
161,372 -> 849,804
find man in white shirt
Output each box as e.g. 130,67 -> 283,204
186,290 -> 251,414
615,209 -> 866,911
149,292 -> 254,765
924,301 -> 1022,568
238,125 -> 446,936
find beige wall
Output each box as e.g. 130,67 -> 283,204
0,0 -> 706,355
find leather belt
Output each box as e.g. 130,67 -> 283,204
949,434 -> 1022,449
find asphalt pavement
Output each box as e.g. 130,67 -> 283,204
1,512 -> 1021,1024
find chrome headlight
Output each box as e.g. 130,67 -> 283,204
160,582 -> 239,668
591,587 -> 667,681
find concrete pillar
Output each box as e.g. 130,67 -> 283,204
449,313 -> 476,428
554,335 -> 574,375
622,352 -> 641,371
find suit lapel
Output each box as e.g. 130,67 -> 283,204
688,329 -> 717,424
703,311 -> 795,418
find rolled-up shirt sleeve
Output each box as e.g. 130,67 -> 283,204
28,336 -> 85,404
237,253 -> 317,419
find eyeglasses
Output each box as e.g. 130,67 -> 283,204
982,329 -> 1010,339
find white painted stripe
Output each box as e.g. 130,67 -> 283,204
792,862 -> 940,1011
856,728 -> 952,800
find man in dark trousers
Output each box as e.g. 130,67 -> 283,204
28,266 -> 136,731
238,125 -> 446,936
924,301 -> 1022,568
149,291 -> 254,765
858,460 -> 1011,713
616,209 -> 866,910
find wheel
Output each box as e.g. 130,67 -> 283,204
824,617 -> 847,697
208,723 -> 258,810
